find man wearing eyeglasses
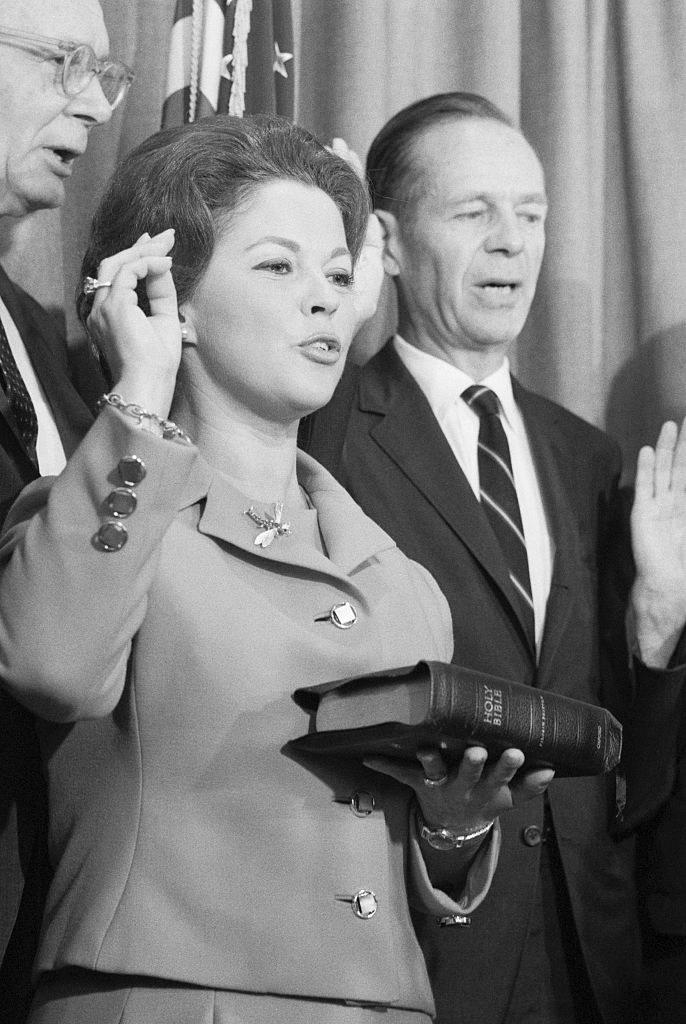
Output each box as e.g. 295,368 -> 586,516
0,2 -> 133,1019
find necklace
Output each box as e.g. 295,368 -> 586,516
244,501 -> 292,548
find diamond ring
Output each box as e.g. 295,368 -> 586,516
83,276 -> 112,296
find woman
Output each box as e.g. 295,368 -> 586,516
0,115 -> 548,1023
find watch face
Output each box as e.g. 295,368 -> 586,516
420,825 -> 461,851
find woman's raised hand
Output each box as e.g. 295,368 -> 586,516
86,229 -> 182,419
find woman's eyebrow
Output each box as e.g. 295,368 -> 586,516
246,237 -> 351,260
246,235 -> 299,252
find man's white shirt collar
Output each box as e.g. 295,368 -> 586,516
393,333 -> 517,427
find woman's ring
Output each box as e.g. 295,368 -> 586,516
83,276 -> 112,296
423,773 -> 449,788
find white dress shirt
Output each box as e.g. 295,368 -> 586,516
0,296 -> 66,476
394,334 -> 554,657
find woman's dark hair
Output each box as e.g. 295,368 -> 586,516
366,91 -> 514,217
78,113 -> 370,324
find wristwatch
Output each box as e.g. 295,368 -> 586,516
416,809 -> 494,851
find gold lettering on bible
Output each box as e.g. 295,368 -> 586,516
483,685 -> 503,727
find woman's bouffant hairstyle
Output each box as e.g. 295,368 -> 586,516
78,113 -> 370,324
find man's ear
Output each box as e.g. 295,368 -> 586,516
374,209 -> 402,278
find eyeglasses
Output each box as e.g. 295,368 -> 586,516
0,27 -> 134,110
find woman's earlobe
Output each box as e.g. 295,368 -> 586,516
179,311 -> 197,346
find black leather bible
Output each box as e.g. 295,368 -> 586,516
291,661 -> 622,777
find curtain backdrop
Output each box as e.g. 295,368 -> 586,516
2,0 -> 684,475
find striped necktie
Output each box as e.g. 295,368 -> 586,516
462,384 -> 534,648
0,310 -> 38,463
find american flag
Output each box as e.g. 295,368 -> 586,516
162,0 -> 294,127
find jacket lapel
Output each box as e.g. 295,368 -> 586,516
0,270 -> 37,467
514,381 -> 580,681
185,451 -> 398,587
360,344 -> 535,655
0,265 -> 92,462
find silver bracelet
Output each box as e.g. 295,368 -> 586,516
97,393 -> 193,446
416,807 -> 494,851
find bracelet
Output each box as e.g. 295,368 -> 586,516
416,808 -> 494,851
97,393 -> 193,446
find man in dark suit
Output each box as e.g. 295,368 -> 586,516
619,645 -> 686,1024
302,92 -> 686,1024
0,1 -> 128,1017
612,422 -> 686,1024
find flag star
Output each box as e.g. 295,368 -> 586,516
221,53 -> 233,81
273,41 -> 293,78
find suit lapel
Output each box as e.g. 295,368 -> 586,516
360,344 -> 535,655
0,270 -> 37,467
514,381 -> 580,681
0,265 -> 92,463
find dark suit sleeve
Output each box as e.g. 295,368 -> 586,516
616,660 -> 686,836
596,483 -> 633,720
621,649 -> 686,934
604,486 -> 686,836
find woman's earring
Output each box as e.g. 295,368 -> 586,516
181,325 -> 189,341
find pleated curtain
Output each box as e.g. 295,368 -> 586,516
2,0 -> 684,473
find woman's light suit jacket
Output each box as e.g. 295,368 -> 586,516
0,409 -> 500,1020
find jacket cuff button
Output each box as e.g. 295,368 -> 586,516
118,455 -> 146,486
105,487 -> 137,518
94,521 -> 128,552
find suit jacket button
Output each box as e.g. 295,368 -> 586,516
522,824 -> 542,847
118,455 -> 146,486
350,791 -> 375,816
94,521 -> 128,552
352,890 -> 378,919
105,487 -> 137,518
330,602 -> 357,629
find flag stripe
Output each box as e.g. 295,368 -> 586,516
198,0 -> 231,112
164,15 -> 193,98
163,0 -> 295,128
